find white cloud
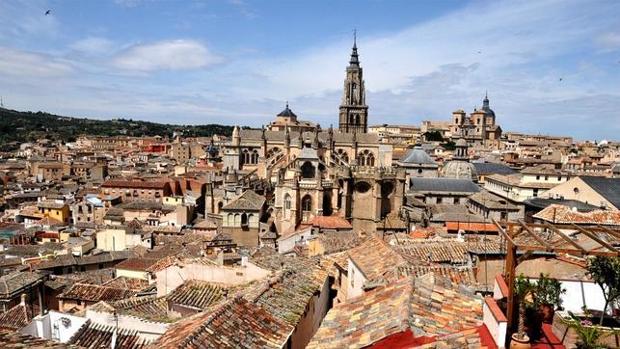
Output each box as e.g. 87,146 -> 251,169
250,0 -> 618,100
113,0 -> 145,8
70,37 -> 115,56
596,32 -> 620,51
113,40 -> 222,71
0,47 -> 72,78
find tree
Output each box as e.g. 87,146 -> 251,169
586,256 -> 620,325
514,274 -> 536,342
424,130 -> 444,142
534,273 -> 566,309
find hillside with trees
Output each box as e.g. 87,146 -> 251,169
0,107 -> 234,151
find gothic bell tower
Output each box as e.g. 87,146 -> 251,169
338,32 -> 368,133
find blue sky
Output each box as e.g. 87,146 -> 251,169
0,0 -> 619,140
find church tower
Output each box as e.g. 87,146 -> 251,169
338,32 -> 368,133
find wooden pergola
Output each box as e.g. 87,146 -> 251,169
493,219 -> 620,330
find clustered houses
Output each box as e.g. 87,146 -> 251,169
0,39 -> 620,349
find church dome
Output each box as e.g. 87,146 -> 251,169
441,160 -> 478,181
277,103 -> 297,118
455,138 -> 467,147
400,147 -> 436,165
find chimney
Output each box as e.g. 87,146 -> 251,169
20,293 -> 27,305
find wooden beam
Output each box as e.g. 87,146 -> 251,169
518,220 -> 554,251
570,224 -> 619,254
594,224 -> 620,240
494,219 -> 517,248
544,223 -> 587,255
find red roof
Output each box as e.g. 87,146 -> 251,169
101,180 -> 170,190
446,221 -> 498,233
310,216 -> 352,229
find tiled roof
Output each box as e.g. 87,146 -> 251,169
0,271 -> 45,297
34,251 -> 136,270
37,200 -> 67,209
347,234 -> 407,283
150,297 -> 293,349
59,283 -> 136,303
396,265 -> 477,285
307,277 -> 411,349
68,320 -> 148,349
408,274 -> 483,336
103,276 -> 150,291
308,274 -> 483,349
0,329 -> 75,348
222,189 -> 265,211
91,296 -> 175,323
168,280 -> 227,310
533,204 -> 620,225
101,180 -> 169,190
115,257 -> 161,272
247,265 -> 325,326
0,300 -> 33,330
314,231 -> 363,255
410,177 -> 480,194
309,215 -> 352,229
391,240 -> 472,265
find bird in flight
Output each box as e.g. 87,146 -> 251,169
559,78 -> 563,82
45,10 -> 51,15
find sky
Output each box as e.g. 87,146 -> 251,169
0,0 -> 619,140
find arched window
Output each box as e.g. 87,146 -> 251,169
336,149 -> 349,163
301,161 -> 316,179
358,150 -> 375,167
266,147 -> 281,159
367,152 -> 375,167
284,194 -> 292,210
242,149 -> 249,165
251,150 -> 259,164
241,213 -> 248,226
301,195 -> 312,212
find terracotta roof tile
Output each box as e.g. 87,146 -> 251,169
59,283 -> 136,303
68,320 -> 148,349
150,297 -> 293,349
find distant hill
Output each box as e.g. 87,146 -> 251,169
0,107 -> 234,151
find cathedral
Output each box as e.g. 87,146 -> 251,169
213,38 -> 406,244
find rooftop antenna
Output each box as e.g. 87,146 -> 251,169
1,96 -> 4,108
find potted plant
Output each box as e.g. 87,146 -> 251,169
534,273 -> 566,323
511,274 -> 534,349
568,312 -> 607,349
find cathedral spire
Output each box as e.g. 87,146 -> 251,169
339,30 -> 368,134
349,29 -> 359,66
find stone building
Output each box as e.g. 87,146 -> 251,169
441,138 -> 478,182
267,103 -> 316,133
396,146 -> 439,180
450,93 -> 502,145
